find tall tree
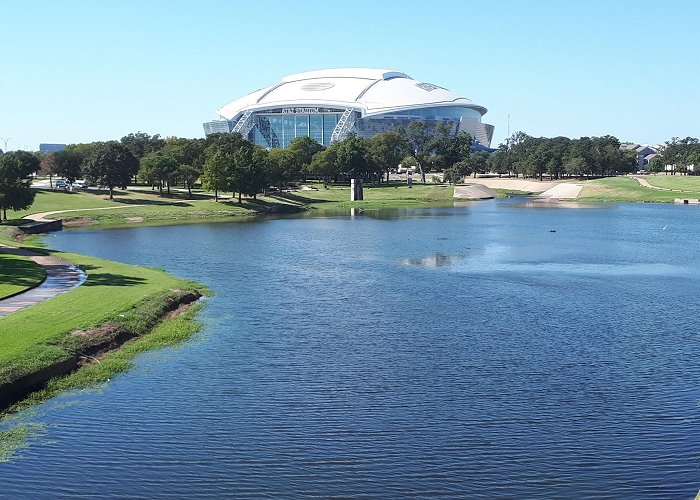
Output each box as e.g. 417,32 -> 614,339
202,150 -> 230,202
335,133 -> 377,180
163,137 -> 205,195
406,121 -> 432,182
139,152 -> 178,195
40,153 -> 60,188
237,146 -> 270,200
55,148 -> 87,181
308,146 -> 339,186
82,142 -> 139,200
0,152 -> 37,221
120,132 -> 165,159
289,136 -> 323,177
267,148 -> 301,192
370,130 -> 407,181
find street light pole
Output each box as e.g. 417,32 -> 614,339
0,137 -> 10,152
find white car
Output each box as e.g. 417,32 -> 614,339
73,180 -> 89,188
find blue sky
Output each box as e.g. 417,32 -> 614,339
1,0 -> 698,151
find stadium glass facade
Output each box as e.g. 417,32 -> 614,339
250,108 -> 343,148
205,68 -> 494,149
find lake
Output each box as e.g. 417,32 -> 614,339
3,198 -> 700,498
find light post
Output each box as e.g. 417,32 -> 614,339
0,137 -> 10,153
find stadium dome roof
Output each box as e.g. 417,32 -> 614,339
217,68 -> 487,120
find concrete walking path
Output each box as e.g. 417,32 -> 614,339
0,245 -> 86,318
0,205 -> 153,317
24,204 -> 147,222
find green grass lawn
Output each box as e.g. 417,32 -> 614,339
639,175 -> 700,192
0,183 -> 457,230
577,177 -> 697,202
0,254 -> 46,299
11,189 -> 121,218
0,251 -> 202,386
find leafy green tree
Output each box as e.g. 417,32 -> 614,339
648,156 -> 664,173
466,151 -> 490,178
429,124 -> 472,172
308,146 -> 339,185
662,137 -> 700,175
0,151 -> 38,221
162,137 -> 206,195
564,156 -> 587,178
443,166 -> 462,184
336,133 -> 377,179
400,155 -> 418,169
370,130 -> 408,181
236,145 -> 270,200
268,148 -> 301,191
139,152 -> 178,195
487,150 -> 510,177
289,136 -> 323,176
407,121 -> 431,183
202,149 -> 230,202
82,142 -> 139,200
120,132 -> 165,159
54,149 -> 85,182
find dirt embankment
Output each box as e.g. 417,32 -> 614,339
0,290 -> 202,412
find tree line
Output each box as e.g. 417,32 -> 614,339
486,132 -> 639,180
31,124 -> 481,204
2,127 -> 699,221
648,137 -> 700,174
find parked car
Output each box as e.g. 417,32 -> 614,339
73,180 -> 89,188
53,179 -> 71,190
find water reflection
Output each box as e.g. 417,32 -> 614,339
400,253 -> 459,268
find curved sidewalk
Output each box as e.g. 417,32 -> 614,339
0,245 -> 86,318
23,204 -> 147,222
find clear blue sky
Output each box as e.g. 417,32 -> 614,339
1,0 -> 698,151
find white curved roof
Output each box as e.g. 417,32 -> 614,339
217,68 -> 487,121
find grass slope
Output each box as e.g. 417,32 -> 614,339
0,251 -> 202,386
0,254 -> 45,299
2,184 -> 457,230
640,175 -> 700,192
0,304 -> 204,462
578,177 -> 700,202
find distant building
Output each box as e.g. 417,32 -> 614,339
621,142 -> 662,171
204,68 -> 494,149
39,143 -> 66,153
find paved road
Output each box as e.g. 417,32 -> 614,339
0,245 -> 86,318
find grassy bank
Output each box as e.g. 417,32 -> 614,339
0,251 -> 205,387
8,176 -> 700,236
8,303 -> 204,413
0,302 -> 205,462
0,254 -> 45,299
639,175 -> 700,192
2,184 -> 459,230
578,176 -> 700,202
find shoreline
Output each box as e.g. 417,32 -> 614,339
0,289 -> 203,414
0,247 -> 209,422
2,175 -> 699,419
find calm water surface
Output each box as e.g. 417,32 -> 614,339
3,199 -> 700,498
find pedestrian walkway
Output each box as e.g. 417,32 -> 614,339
0,245 -> 86,318
24,204 -> 147,222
